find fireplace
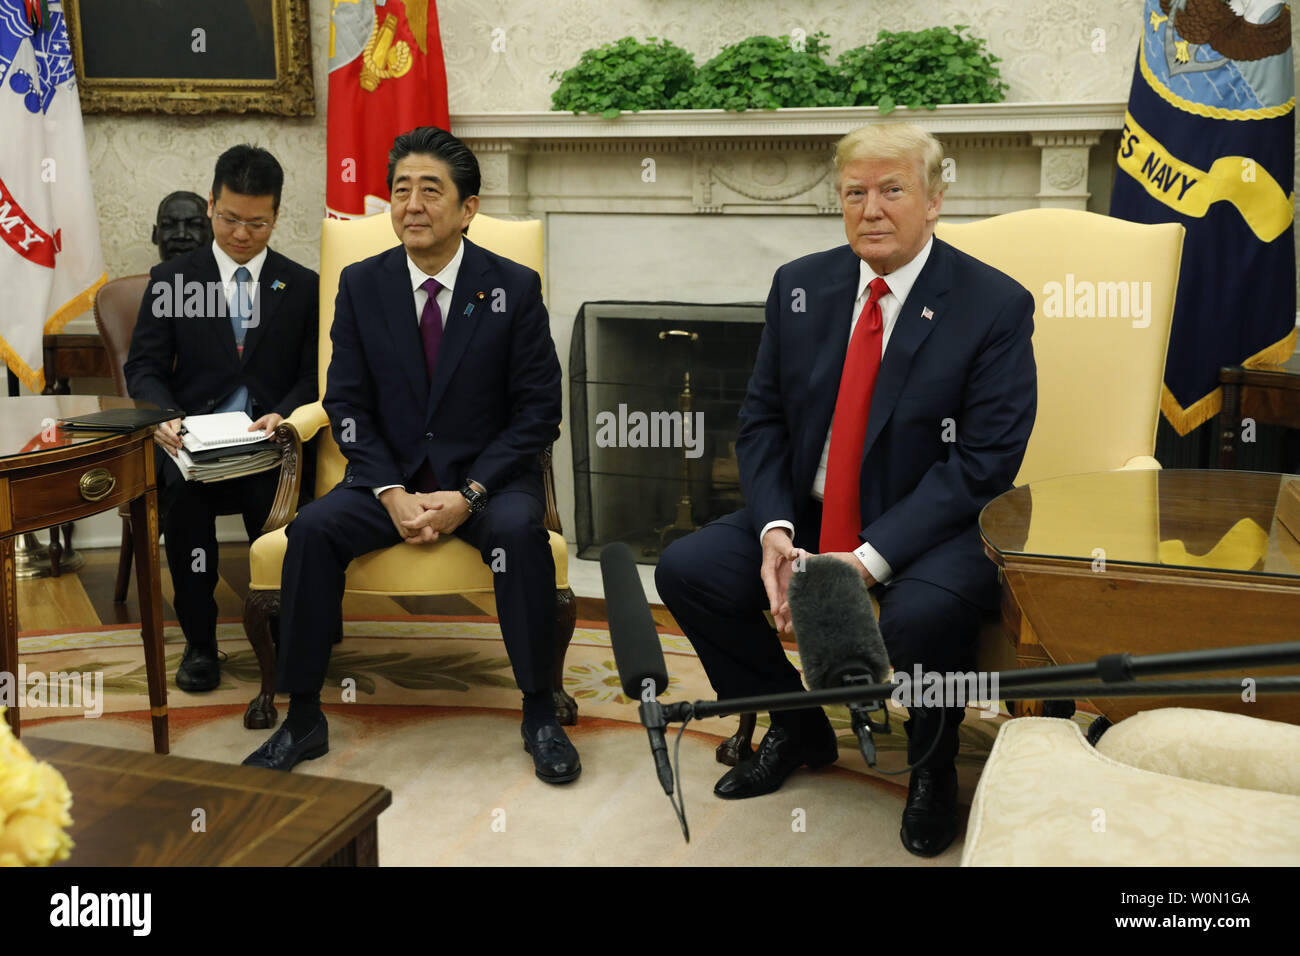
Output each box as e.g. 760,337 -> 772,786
569,301 -> 765,563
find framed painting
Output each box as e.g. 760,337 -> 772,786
64,0 -> 313,115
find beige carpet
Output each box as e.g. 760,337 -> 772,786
15,617 -> 1096,865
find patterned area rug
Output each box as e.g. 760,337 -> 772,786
15,618 -> 1095,866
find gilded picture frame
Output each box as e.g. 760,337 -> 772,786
64,0 -> 314,116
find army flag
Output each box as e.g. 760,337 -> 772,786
0,0 -> 105,392
1111,0 -> 1295,435
326,0 -> 450,218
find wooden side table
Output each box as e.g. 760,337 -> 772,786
1219,351 -> 1300,469
40,333 -> 112,395
1,396 -> 169,753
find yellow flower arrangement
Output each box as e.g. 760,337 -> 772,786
0,708 -> 74,866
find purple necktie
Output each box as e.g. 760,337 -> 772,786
413,277 -> 443,493
419,276 -> 444,380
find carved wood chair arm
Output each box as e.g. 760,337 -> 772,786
540,444 -> 563,536
260,402 -> 329,534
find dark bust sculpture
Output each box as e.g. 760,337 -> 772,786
152,190 -> 211,262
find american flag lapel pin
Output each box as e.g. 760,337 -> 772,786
921,306 -> 934,320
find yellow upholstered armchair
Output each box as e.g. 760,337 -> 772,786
241,213 -> 577,729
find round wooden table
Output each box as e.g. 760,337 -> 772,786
980,468 -> 1300,725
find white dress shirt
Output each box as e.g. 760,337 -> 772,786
760,235 -> 935,584
372,239 -> 465,498
211,238 -> 268,307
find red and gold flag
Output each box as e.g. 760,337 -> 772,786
326,1 -> 450,218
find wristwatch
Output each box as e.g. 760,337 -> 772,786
459,481 -> 488,514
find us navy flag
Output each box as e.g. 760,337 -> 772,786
1111,0 -> 1295,435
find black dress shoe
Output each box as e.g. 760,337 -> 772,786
900,763 -> 959,857
242,715 -> 329,771
714,719 -> 838,799
521,722 -> 581,784
175,643 -> 220,692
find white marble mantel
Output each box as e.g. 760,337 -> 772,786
454,101 -> 1128,139
455,101 -> 1129,219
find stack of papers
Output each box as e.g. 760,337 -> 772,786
168,412 -> 283,483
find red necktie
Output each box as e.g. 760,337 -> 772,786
820,276 -> 890,554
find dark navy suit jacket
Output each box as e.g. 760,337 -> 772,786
126,244 -> 318,419
326,238 -> 562,500
736,236 -> 1037,605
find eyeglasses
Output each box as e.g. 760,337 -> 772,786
213,212 -> 274,234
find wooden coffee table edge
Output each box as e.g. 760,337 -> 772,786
24,737 -> 393,867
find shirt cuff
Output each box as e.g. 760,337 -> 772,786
759,519 -> 795,545
853,540 -> 893,584
372,484 -> 403,499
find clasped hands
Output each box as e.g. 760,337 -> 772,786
761,527 -> 876,636
380,487 -> 470,544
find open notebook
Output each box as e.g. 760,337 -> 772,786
180,412 -> 270,452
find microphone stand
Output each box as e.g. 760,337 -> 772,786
662,676 -> 1300,724
639,640 -> 1300,835
659,640 -> 1300,722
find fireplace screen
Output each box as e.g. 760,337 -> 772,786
569,301 -> 765,564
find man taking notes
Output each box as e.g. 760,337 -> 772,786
242,127 -> 576,783
655,124 -> 1037,856
125,145 -> 318,693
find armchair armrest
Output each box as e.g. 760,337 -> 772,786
1119,455 -> 1162,471
284,401 -> 329,443
260,401 -> 330,534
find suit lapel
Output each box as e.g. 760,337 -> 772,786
805,247 -> 862,462
378,246 -> 429,405
426,238 -> 487,422
193,246 -> 240,366
860,237 -> 954,463
239,248 -> 286,365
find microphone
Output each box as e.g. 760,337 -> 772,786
787,555 -> 893,766
600,542 -> 674,796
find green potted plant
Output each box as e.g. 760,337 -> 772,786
676,33 -> 842,110
550,36 -> 697,117
838,25 -> 1008,114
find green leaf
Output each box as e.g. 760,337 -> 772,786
877,93 -> 895,114
600,107 -> 620,119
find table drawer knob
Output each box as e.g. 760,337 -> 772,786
79,467 -> 116,501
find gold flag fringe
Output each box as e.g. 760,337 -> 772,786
1160,325 -> 1299,436
0,273 -> 106,393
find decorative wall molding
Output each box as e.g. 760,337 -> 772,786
452,102 -> 1129,141
459,103 -> 1129,216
